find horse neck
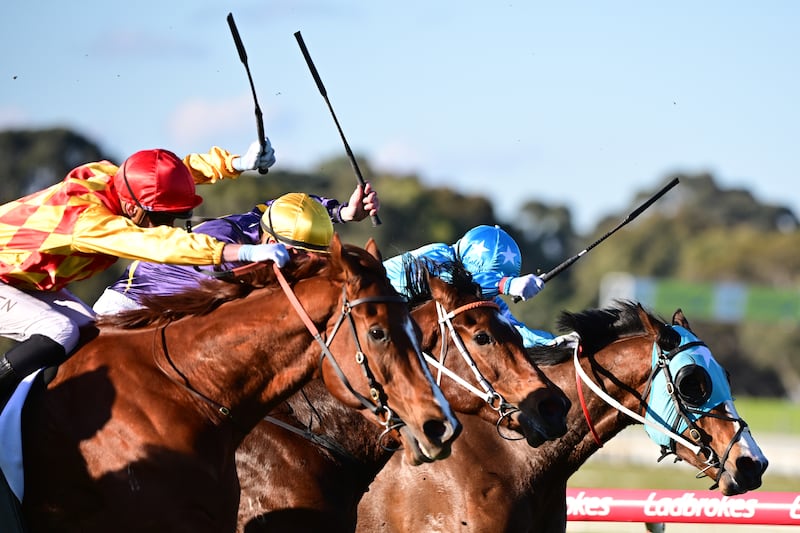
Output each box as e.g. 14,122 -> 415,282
161,280 -> 342,433
547,334 -> 655,467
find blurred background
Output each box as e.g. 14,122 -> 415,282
2,1 -> 797,528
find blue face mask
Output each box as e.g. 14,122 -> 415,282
644,326 -> 733,446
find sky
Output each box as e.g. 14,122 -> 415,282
2,1 -> 798,233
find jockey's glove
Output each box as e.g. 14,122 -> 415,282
233,139 -> 276,173
505,274 -> 545,301
238,243 -> 289,266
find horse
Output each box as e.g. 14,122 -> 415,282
356,300 -> 769,533
235,259 -> 571,532
17,235 -> 460,533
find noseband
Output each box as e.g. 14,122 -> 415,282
272,263 -> 408,443
573,329 -> 749,489
423,299 -> 522,439
643,337 -> 749,488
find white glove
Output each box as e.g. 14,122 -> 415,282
237,243 -> 289,266
506,274 -> 545,301
233,139 -> 276,173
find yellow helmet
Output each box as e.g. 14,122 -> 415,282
261,193 -> 334,252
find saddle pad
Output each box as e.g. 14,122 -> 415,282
0,369 -> 41,502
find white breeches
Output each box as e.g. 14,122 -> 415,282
0,283 -> 96,353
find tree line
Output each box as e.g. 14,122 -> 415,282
2,128 -> 798,399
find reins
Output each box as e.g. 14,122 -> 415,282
422,299 -> 522,438
572,329 -> 747,489
572,333 -> 703,453
271,263 -> 407,443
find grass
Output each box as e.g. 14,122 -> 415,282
568,396 -> 800,493
733,397 -> 800,435
568,461 -> 798,493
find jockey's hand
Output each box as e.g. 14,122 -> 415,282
506,274 -> 545,301
233,139 -> 276,173
237,243 -> 289,266
339,182 -> 380,222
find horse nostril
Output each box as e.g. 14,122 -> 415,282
423,419 -> 447,441
735,456 -> 768,478
539,397 -> 570,421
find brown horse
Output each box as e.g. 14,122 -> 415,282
18,235 -> 460,533
357,301 -> 769,533
236,259 -> 571,532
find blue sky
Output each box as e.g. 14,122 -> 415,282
2,1 -> 798,233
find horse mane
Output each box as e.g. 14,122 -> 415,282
98,253 -> 329,329
527,299 -> 679,365
401,254 -> 481,308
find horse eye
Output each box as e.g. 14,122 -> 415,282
676,365 -> 712,407
369,327 -> 387,341
474,332 -> 492,346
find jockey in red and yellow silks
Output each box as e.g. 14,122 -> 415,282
0,140 -> 289,406
0,152 -> 236,291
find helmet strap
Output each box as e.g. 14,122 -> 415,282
120,159 -> 148,212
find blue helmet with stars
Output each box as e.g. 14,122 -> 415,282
454,225 -> 521,277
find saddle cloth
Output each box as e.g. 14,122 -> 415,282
0,370 -> 41,502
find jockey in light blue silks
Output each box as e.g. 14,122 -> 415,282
383,224 -> 555,348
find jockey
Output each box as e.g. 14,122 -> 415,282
383,224 -> 555,348
0,140 -> 289,400
92,185 -> 378,314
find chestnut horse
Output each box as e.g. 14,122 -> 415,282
236,259 -> 571,532
357,301 -> 769,532
18,235 -> 460,533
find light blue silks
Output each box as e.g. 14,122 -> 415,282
643,326 -> 733,446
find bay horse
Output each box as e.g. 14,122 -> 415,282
356,300 -> 769,533
235,259 -> 571,532
18,235 -> 460,533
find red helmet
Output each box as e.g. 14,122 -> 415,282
113,149 -> 203,213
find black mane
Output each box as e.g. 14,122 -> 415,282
401,254 -> 481,307
527,300 -> 675,366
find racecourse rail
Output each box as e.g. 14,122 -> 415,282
566,489 -> 800,526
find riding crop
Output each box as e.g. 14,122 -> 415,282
514,177 -> 680,302
294,30 -> 381,226
227,12 -> 269,175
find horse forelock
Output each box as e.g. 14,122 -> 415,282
404,256 -> 480,309
556,300 -> 665,354
97,254 -> 330,329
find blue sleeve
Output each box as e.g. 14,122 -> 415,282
494,296 -> 555,349
383,243 -> 457,297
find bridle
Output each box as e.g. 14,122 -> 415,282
270,263 -> 410,447
573,328 -> 749,489
151,260 -> 409,450
423,299 -> 523,439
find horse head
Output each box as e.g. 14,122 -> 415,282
643,307 -> 768,495
312,235 -> 461,465
405,257 -> 570,447
562,301 -> 768,496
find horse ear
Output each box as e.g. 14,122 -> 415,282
330,232 -> 343,256
636,303 -> 660,336
672,308 -> 691,330
428,273 -> 449,305
365,238 -> 382,262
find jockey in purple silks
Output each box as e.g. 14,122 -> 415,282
383,224 -> 555,348
92,185 -> 379,314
